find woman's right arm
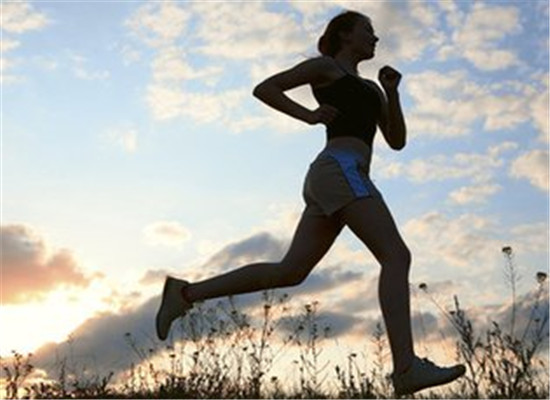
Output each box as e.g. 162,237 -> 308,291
253,57 -> 340,126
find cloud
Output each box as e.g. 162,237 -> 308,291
510,149 -> 549,192
25,225 -> 547,385
123,1 -> 451,133
143,221 -> 192,247
30,296 -> 161,378
437,2 -> 522,70
139,268 -> 173,286
0,38 -> 20,53
509,222 -> 549,255
403,212 -> 501,271
192,2 -> 308,60
124,1 -> 190,48
448,183 -> 502,205
200,232 -> 286,276
1,224 -> 94,304
151,45 -> 223,84
529,74 -> 549,143
0,1 -> 50,84
103,126 -> 138,153
406,70 -> 539,138
70,54 -> 110,81
376,142 -> 518,184
0,1 -> 49,34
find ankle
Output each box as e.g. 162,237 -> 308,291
181,286 -> 194,303
395,355 -> 415,375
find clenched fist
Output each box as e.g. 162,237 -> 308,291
378,65 -> 402,92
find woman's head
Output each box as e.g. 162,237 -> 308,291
317,10 -> 377,59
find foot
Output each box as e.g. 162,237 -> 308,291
391,356 -> 466,396
155,276 -> 193,341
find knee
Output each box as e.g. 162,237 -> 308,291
381,244 -> 411,276
276,261 -> 309,287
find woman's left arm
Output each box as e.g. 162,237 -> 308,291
376,65 -> 407,151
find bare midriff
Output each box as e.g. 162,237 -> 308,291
325,136 -> 371,156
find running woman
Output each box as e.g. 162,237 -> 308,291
156,10 -> 466,396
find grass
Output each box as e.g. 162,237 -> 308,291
2,246 -> 548,399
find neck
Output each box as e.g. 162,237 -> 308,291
334,51 -> 361,76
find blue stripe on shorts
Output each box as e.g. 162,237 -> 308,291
324,149 -> 370,197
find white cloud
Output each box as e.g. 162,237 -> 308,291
124,1 -> 545,142
125,1 -> 190,48
509,222 -> 549,255
510,149 -> 549,192
151,46 -> 223,84
438,2 -> 522,70
448,183 -> 502,205
193,2 -> 308,60
0,38 -> 20,53
406,70 -> 537,138
529,73 -> 549,143
0,1 -> 49,84
403,212 -> 501,271
376,142 -> 518,184
435,0 -> 463,28
143,221 -> 192,247
0,1 -> 49,34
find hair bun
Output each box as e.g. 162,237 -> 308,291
317,34 -> 330,56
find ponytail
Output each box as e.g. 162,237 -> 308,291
317,10 -> 369,57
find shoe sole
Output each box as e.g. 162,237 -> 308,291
156,276 -> 179,341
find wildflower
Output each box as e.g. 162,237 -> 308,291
536,271 -> 547,283
502,246 -> 513,256
419,283 -> 428,291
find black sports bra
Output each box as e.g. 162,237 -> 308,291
312,68 -> 381,148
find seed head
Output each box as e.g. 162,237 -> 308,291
536,271 -> 547,284
502,246 -> 513,256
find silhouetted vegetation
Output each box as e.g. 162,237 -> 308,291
2,247 -> 548,399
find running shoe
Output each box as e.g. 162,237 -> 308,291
391,356 -> 466,395
155,276 -> 193,341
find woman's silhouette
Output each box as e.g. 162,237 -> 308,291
156,10 -> 465,395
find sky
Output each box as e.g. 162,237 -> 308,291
1,0 -> 549,389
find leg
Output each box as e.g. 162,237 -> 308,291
183,211 -> 344,303
336,197 -> 414,374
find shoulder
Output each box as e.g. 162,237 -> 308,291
294,56 -> 343,87
292,56 -> 340,74
363,78 -> 386,101
255,56 -> 341,91
362,78 -> 383,93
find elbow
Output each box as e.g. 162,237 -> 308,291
252,83 -> 263,99
391,140 -> 406,151
253,80 -> 271,100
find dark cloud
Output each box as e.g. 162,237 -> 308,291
1,224 -> 95,304
31,296 -> 159,380
139,268 -> 172,285
201,231 -> 287,274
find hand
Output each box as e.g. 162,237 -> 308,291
308,104 -> 340,125
378,65 -> 402,92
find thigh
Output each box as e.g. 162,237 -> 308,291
281,209 -> 344,273
336,197 -> 409,264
